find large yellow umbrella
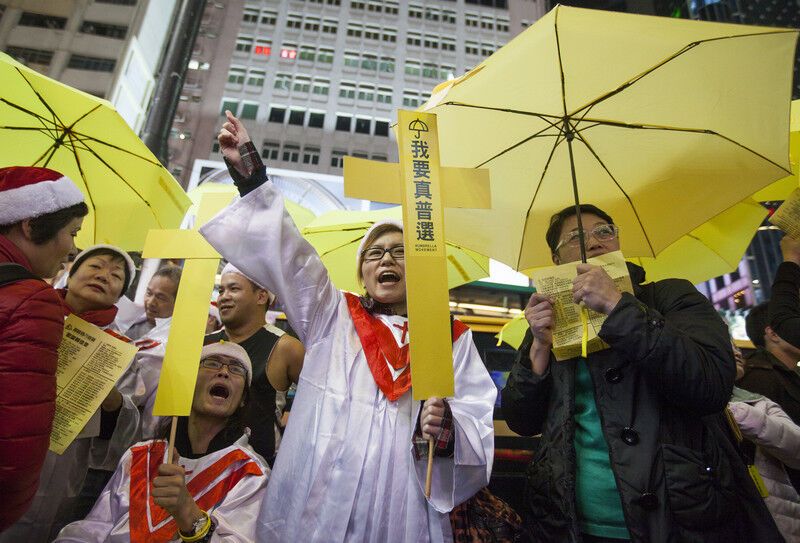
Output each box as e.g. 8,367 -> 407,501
422,6 -> 797,270
302,207 -> 490,293
753,99 -> 800,201
0,52 -> 190,250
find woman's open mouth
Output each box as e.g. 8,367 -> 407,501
209,383 -> 230,400
378,271 -> 401,285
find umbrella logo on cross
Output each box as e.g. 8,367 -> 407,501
408,119 -> 429,139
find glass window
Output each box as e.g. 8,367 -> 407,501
405,59 -> 421,76
227,66 -> 246,85
322,19 -> 337,34
422,62 -> 438,79
287,13 -> 303,29
220,98 -> 239,116
240,102 -> 258,120
344,51 -> 360,69
235,35 -> 253,53
260,9 -> 277,25
67,54 -> 116,72
18,12 -> 67,29
303,147 -> 320,165
441,37 -> 456,52
376,86 -> 392,104
254,39 -> 272,56
293,76 -> 311,93
379,56 -> 395,73
282,144 -> 300,163
364,25 -> 380,40
308,111 -> 325,128
402,89 -> 419,108
331,150 -> 346,168
407,32 -> 422,47
246,69 -> 265,87
355,117 -> 371,134
312,78 -> 330,95
280,43 -> 298,60
347,23 -> 363,38
6,46 -> 53,66
442,9 -> 457,24
424,34 -> 438,49
357,84 -> 375,102
242,7 -> 259,24
304,16 -> 320,32
374,120 -> 390,136
408,3 -> 423,19
465,41 -> 479,56
268,106 -> 286,123
318,48 -> 334,63
465,13 -> 479,27
299,45 -> 316,61
425,7 -> 440,21
361,53 -> 378,71
274,73 -> 292,91
336,115 -> 352,132
261,141 -> 280,161
339,81 -> 356,99
382,29 -> 396,43
288,109 -> 306,125
385,1 -> 399,15
80,21 -> 128,39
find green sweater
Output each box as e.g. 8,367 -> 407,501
574,361 -> 631,540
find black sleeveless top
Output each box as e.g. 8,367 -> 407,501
206,326 -> 281,464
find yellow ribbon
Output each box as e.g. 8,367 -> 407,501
580,306 -> 589,358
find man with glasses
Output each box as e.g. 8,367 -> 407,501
502,204 -> 782,542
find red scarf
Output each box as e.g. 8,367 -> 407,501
129,440 -> 263,543
344,292 -> 468,401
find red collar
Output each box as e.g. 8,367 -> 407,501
344,292 -> 468,401
57,288 -> 119,327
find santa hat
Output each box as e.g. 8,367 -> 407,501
69,244 -> 136,294
200,340 -> 253,386
356,219 -> 404,267
0,167 -> 85,225
221,262 -> 276,307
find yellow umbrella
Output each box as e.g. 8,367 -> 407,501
753,98 -> 800,201
302,207 -> 490,293
422,6 -> 797,270
187,182 -> 315,229
0,52 -> 190,250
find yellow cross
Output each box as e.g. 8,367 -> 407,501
141,189 -> 235,416
344,110 -> 491,399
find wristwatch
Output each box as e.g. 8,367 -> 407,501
189,513 -> 207,535
180,510 -> 210,541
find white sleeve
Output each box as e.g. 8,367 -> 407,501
414,329 -> 497,512
730,398 -> 800,469
209,472 -> 269,541
53,449 -> 131,542
200,182 -> 341,347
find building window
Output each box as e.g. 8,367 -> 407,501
441,37 -> 456,52
212,141 -> 220,153
308,111 -> 325,128
246,69 -> 265,87
240,102 -> 258,120
424,34 -> 439,49
80,21 -> 128,39
327,0 -> 341,4
382,29 -> 396,43
242,7 -> 259,24
304,16 -> 320,32
67,54 -> 116,72
352,151 -> 369,159
465,13 -> 479,27
282,144 -> 300,163
299,45 -> 316,61
331,150 -> 346,168
355,117 -> 371,134
465,41 -> 479,56
274,73 -> 292,91
402,89 -> 419,108
268,106 -> 286,123
371,154 -> 387,161
235,35 -> 253,53
347,23 -> 363,38
322,19 -> 337,34
262,141 -> 280,161
405,59 -> 421,77
293,76 -> 311,93
481,16 -> 494,30
379,56 -> 395,73
376,86 -> 392,104
288,109 -> 306,126
339,81 -> 356,99
303,147 -> 320,165
94,0 -> 137,4
442,9 -> 456,24
287,13 -> 303,29
227,66 -> 246,85
312,78 -> 330,95
481,42 -> 494,57
422,62 -> 438,79
318,48 -> 334,64
374,120 -> 390,137
18,12 -> 67,29
343,51 -> 360,69
254,39 -> 271,56
364,25 -> 380,41
407,32 -> 421,47
6,46 -> 53,66
361,53 -> 378,71
497,18 -> 509,32
440,64 -> 455,79
408,3 -> 423,19
220,98 -> 239,116
280,43 -> 298,60
260,9 -> 278,25
357,84 -> 375,102
351,0 -> 366,9
367,1 -> 382,13
425,7 -> 440,21
385,1 -> 399,15
336,115 -> 352,132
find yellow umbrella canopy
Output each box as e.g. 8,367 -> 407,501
753,99 -> 800,201
188,182 -> 315,230
422,6 -> 797,270
0,52 -> 190,250
302,207 -> 490,293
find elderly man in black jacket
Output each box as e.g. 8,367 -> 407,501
502,204 -> 783,543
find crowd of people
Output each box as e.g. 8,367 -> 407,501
0,110 -> 798,542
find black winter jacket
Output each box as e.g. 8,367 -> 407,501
502,264 -> 783,543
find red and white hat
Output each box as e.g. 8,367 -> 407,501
356,218 -> 404,266
0,167 -> 85,226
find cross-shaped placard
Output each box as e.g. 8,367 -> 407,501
344,110 -> 491,401
141,189 -> 235,420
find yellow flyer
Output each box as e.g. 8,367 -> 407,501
770,187 -> 800,240
529,251 -> 633,361
49,314 -> 137,455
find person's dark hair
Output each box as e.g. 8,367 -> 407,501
69,248 -> 131,294
0,202 -> 89,244
745,302 -> 769,349
545,204 -> 614,255
152,265 -> 182,292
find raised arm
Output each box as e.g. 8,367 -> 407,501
200,113 -> 341,345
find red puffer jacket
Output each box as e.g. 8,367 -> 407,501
0,235 -> 65,532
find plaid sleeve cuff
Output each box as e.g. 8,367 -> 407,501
238,140 -> 264,176
413,399 -> 455,460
